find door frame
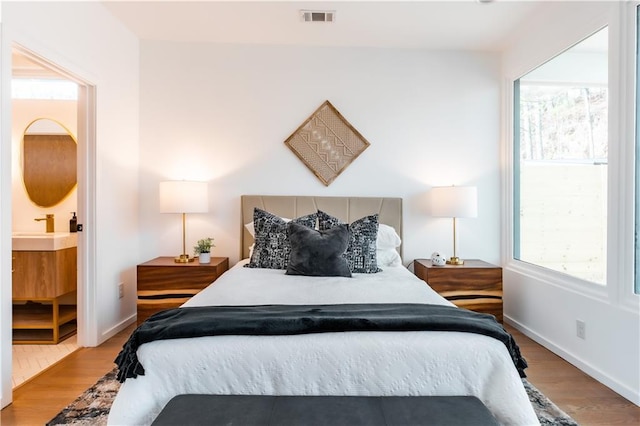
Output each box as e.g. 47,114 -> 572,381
0,42 -> 97,407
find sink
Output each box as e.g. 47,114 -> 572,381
12,232 -> 78,251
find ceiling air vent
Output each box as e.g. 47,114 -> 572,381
300,10 -> 335,23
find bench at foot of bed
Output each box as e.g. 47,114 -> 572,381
151,394 -> 500,426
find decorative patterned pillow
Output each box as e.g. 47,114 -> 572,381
245,208 -> 318,269
317,210 -> 381,273
286,222 -> 352,277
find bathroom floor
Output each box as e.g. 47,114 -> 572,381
12,335 -> 78,388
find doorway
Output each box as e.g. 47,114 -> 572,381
9,45 -> 91,389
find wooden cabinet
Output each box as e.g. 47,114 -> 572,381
414,259 -> 503,322
137,256 -> 229,325
12,247 -> 78,344
12,248 -> 77,298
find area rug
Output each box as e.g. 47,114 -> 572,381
47,368 -> 579,425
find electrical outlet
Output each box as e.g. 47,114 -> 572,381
118,282 -> 124,299
576,320 -> 586,339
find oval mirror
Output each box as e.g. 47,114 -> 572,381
22,118 -> 77,207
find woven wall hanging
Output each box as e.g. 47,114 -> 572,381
284,100 -> 370,186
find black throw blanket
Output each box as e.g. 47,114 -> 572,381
115,303 -> 527,383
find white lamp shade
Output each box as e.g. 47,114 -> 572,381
430,186 -> 478,218
159,181 -> 208,214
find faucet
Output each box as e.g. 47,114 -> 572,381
35,214 -> 55,233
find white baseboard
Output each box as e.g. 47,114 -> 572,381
100,314 -> 136,343
504,315 -> 640,406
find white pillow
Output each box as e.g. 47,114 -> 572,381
377,248 -> 402,267
245,222 -> 256,238
377,223 -> 401,250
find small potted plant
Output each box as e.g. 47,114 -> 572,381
194,237 -> 215,264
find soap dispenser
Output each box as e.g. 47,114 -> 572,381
70,212 -> 78,233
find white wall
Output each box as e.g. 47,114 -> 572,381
502,2 -> 640,404
12,99 -> 78,232
0,5 -> 8,411
139,42 -> 502,270
0,1 -> 139,407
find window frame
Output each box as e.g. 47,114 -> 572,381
502,2 -> 639,311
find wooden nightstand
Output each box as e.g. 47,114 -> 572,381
414,259 -> 503,322
137,256 -> 229,325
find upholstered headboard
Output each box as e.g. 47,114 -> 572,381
240,195 -> 403,260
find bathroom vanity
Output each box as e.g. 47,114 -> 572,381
11,232 -> 77,344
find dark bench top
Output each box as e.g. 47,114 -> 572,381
151,394 -> 500,426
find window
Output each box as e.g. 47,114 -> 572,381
636,5 -> 640,294
514,27 -> 608,285
11,78 -> 77,100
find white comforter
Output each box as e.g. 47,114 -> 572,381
108,261 -> 539,426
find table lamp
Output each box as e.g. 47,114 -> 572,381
159,180 -> 208,263
430,185 -> 477,265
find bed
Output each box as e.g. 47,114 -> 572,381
108,195 -> 538,426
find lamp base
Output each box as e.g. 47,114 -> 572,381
446,257 -> 464,265
174,254 -> 195,263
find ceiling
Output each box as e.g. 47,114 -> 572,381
100,0 -> 551,51
14,1 -> 605,78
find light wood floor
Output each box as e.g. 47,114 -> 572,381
506,324 -> 640,425
1,323 -> 639,425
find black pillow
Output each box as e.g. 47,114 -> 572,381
317,210 -> 381,273
286,222 -> 352,277
245,208 -> 318,270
